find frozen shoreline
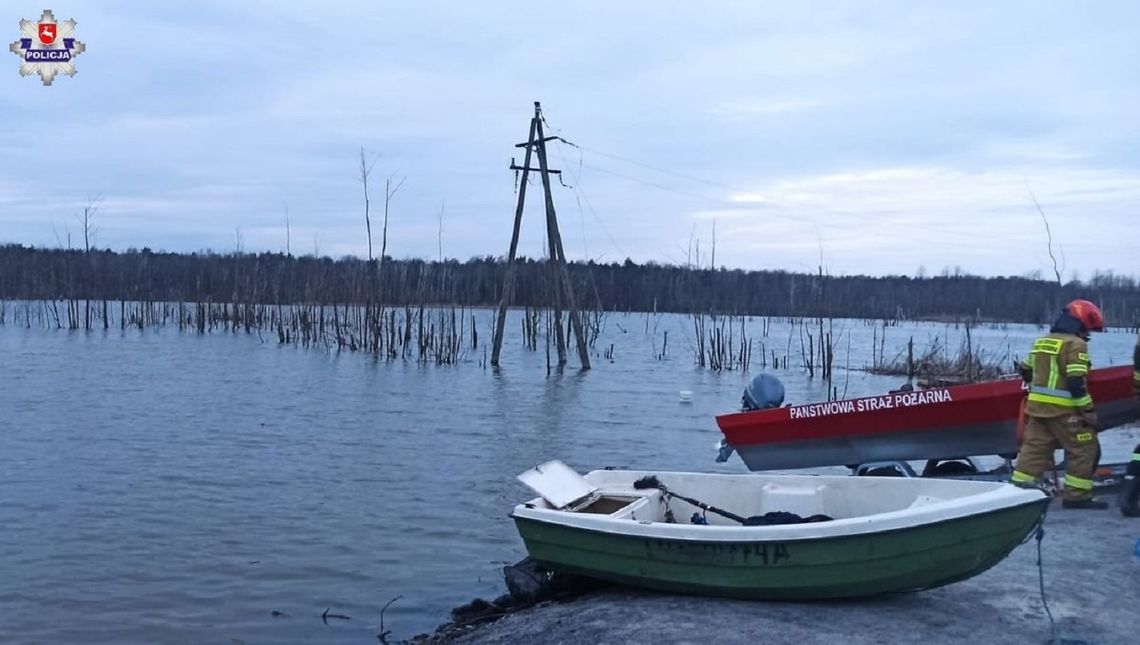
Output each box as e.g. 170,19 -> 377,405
423,502 -> 1139,644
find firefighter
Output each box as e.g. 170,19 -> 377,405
1119,332 -> 1140,517
1011,299 -> 1107,509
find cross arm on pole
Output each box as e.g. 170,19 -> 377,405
515,136 -> 560,148
510,164 -> 561,174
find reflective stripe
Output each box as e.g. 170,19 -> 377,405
1076,432 -> 1093,442
1134,371 -> 1140,382
1032,338 -> 1063,354
1027,393 -> 1093,407
1064,473 -> 1094,491
1011,470 -> 1038,483
1030,385 -> 1072,397
1132,453 -> 1140,463
1077,352 -> 1090,363
1027,385 -> 1092,408
1066,364 -> 1088,375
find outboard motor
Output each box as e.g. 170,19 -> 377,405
742,373 -> 785,411
719,374 -> 787,463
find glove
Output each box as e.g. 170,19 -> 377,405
1017,363 -> 1032,384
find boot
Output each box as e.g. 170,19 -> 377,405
1119,476 -> 1140,517
1062,498 -> 1109,510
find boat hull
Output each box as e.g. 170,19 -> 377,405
514,498 -> 1047,600
513,470 -> 1051,600
718,365 -> 1139,472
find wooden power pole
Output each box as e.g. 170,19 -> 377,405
491,102 -> 591,370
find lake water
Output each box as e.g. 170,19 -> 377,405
1,311 -> 1137,643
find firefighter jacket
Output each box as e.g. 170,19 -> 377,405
1022,332 -> 1093,418
1133,333 -> 1139,390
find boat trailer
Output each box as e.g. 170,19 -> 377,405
852,458 -> 1131,492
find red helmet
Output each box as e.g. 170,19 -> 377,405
1066,299 -> 1104,332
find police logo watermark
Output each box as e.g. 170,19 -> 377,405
9,9 -> 85,85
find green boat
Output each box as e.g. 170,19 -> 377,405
512,462 -> 1049,600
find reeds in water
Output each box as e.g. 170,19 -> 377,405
4,299 -> 472,365
691,313 -> 752,372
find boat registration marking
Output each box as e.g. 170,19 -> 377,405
645,539 -> 791,566
788,389 -> 953,420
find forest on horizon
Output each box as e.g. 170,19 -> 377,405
1,243 -> 1138,326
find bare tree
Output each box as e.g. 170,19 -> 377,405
1029,190 -> 1063,286
359,147 -> 378,261
72,196 -> 101,329
381,172 -> 406,266
711,217 -> 716,270
74,196 -> 100,253
438,200 -> 445,262
687,223 -> 696,268
284,203 -> 291,256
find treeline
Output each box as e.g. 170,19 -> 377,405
1,244 -> 1138,324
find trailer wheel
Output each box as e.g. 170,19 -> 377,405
927,460 -> 978,476
863,466 -> 906,477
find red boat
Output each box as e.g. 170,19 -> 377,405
716,365 -> 1140,472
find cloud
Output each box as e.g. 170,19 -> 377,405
690,161 -> 1140,275
728,165 -> 1140,213
0,0 -> 1137,279
710,98 -> 823,121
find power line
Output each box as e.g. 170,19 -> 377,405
562,138 -> 741,192
551,139 -> 628,259
536,111 -> 1060,261
570,156 -> 1018,252
556,136 -> 1049,246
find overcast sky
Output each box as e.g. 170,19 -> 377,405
3,1 -> 1138,278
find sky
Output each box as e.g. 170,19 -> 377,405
2,1 -> 1139,279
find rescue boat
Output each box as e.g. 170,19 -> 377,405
716,365 -> 1139,472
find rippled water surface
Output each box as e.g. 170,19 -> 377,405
2,313 -> 1137,643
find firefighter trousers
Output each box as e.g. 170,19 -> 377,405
1011,415 -> 1100,501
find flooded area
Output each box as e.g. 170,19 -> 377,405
1,312 -> 1136,643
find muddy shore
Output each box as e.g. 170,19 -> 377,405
427,502 -> 1139,644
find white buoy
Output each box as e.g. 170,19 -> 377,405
679,390 -> 693,403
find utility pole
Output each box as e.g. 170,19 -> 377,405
533,107 -> 589,368
490,115 -> 536,367
490,101 -> 590,369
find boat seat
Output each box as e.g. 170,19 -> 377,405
619,490 -> 662,522
573,489 -> 662,521
759,482 -> 827,517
